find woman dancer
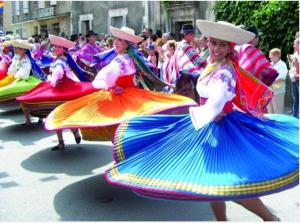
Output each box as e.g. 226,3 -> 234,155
45,26 -> 197,143
17,35 -> 97,150
105,20 -> 298,221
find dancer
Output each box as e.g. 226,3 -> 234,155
17,35 -> 97,150
45,26 -> 197,142
0,39 -> 44,104
105,20 -> 298,221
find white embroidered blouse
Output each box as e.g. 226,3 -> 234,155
48,57 -> 79,87
7,54 -> 32,80
92,53 -> 136,90
189,59 -> 237,130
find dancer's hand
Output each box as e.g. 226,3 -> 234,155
113,86 -> 124,95
214,112 -> 227,122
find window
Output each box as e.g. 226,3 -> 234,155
15,1 -> 20,16
111,16 -> 123,28
52,23 -> 60,36
34,26 -> 38,35
38,1 -> 45,9
40,25 -> 48,36
83,20 -> 90,34
50,1 -> 57,6
23,1 -> 29,14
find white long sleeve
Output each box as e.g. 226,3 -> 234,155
7,55 -> 20,75
92,54 -> 136,90
273,60 -> 288,80
92,63 -> 119,89
48,64 -> 64,87
13,56 -> 32,80
190,63 -> 236,130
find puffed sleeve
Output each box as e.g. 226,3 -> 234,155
92,61 -> 120,89
190,67 -> 236,130
14,57 -> 32,80
92,55 -> 136,90
7,55 -> 19,75
48,61 -> 65,87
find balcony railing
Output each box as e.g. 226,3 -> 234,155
39,7 -> 55,18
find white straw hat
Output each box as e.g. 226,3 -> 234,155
12,39 -> 33,50
110,26 -> 144,44
196,20 -> 255,45
49,34 -> 75,49
0,40 -> 13,48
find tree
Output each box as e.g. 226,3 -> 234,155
213,1 -> 299,63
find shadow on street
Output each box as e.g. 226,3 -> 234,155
21,144 -> 112,176
53,174 -> 215,221
0,122 -> 51,146
0,108 -> 23,117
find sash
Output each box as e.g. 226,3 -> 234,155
199,58 -> 273,116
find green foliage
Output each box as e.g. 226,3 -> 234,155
161,0 -> 170,18
213,1 -> 299,62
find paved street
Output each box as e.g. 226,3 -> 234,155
0,104 -> 299,221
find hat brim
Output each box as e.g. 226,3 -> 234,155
49,35 -> 75,49
110,27 -> 144,44
86,33 -> 98,38
0,40 -> 13,48
41,40 -> 50,47
196,20 -> 255,45
180,30 -> 195,34
12,40 -> 33,50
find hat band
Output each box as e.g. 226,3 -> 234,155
181,30 -> 195,33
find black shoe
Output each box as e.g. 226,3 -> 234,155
75,136 -> 81,144
22,121 -> 32,126
51,143 -> 65,151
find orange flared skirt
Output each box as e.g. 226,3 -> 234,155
45,87 -> 197,140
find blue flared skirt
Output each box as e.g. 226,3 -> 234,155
105,111 -> 299,201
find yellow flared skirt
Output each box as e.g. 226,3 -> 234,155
0,74 -> 15,88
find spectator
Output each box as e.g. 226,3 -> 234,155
171,24 -> 205,100
146,43 -> 158,68
267,48 -> 288,114
199,35 -> 209,60
142,27 -> 153,39
288,37 -> 299,118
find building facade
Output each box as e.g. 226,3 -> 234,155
12,0 -> 71,38
10,1 -> 214,39
2,1 -> 13,35
70,1 -> 146,36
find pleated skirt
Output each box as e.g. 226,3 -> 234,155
0,76 -> 41,103
17,78 -> 97,112
105,111 -> 299,201
0,62 -> 8,80
44,87 -> 197,141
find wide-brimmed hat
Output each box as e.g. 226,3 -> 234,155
180,24 -> 195,34
41,39 -> 50,47
12,39 -> 33,50
0,40 -> 13,48
196,20 -> 255,45
49,34 -> 75,49
110,26 -> 144,44
85,30 -> 98,38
